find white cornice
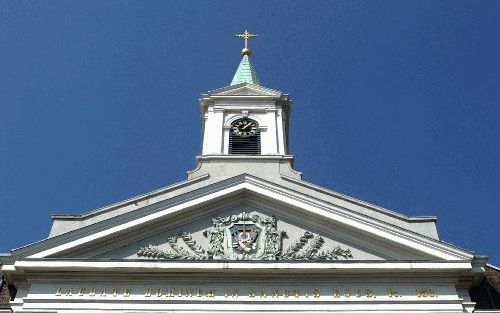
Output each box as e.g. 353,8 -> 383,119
242,177 -> 473,260
22,176 -> 473,261
205,83 -> 283,97
280,175 -> 437,223
9,259 -> 472,275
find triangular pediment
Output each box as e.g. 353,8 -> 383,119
14,175 -> 473,263
88,203 -> 388,261
206,83 -> 283,97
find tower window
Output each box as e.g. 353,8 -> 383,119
229,118 -> 261,155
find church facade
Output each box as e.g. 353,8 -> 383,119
1,31 -> 497,313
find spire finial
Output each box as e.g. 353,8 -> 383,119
235,30 -> 258,56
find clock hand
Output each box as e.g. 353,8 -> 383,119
242,122 -> 253,130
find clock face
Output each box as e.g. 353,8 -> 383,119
232,119 -> 257,137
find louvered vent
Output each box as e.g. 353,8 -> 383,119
229,132 -> 261,155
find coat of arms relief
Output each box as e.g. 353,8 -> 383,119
137,212 -> 353,261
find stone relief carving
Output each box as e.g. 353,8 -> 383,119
137,212 -> 353,261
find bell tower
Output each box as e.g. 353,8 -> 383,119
189,31 -> 300,181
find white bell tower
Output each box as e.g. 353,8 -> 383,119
200,84 -> 291,156
188,30 -> 300,181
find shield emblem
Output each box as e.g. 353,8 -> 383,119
229,223 -> 261,254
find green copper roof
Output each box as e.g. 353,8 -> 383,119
230,54 -> 259,86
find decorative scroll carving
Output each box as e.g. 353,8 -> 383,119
137,212 -> 353,261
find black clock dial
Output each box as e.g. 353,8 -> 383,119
232,119 -> 257,137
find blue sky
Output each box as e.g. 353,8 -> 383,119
1,1 -> 499,264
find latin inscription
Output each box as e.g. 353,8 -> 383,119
55,286 -> 438,300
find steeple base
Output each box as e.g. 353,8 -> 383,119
187,155 -> 301,182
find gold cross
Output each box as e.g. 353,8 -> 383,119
235,30 -> 258,48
